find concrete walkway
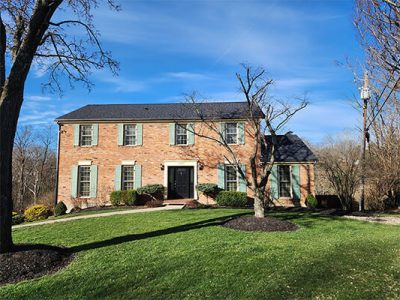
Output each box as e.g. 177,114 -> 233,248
13,205 -> 185,229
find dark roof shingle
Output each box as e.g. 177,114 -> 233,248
55,102 -> 264,122
262,133 -> 317,162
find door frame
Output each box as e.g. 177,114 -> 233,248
163,160 -> 198,200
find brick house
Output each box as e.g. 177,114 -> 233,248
54,102 -> 316,209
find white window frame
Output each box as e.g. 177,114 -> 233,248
225,164 -> 239,191
225,123 -> 238,145
278,165 -> 292,198
123,124 -> 137,146
121,165 -> 135,190
78,165 -> 91,198
175,124 -> 188,145
79,125 -> 93,146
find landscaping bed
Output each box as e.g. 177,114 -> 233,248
0,244 -> 73,286
222,215 -> 299,232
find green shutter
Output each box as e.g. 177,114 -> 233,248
92,124 -> 99,146
89,165 -> 98,198
134,164 -> 142,189
71,165 -> 78,198
270,165 -> 278,199
239,164 -> 247,192
114,165 -> 122,191
219,122 -> 226,142
238,122 -> 245,144
187,123 -> 195,145
136,124 -> 143,145
73,125 -> 80,146
117,124 -> 124,145
169,123 -> 175,145
217,164 -> 225,189
292,164 -> 301,200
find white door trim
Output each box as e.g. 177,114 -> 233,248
163,160 -> 198,199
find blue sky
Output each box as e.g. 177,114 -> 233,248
21,0 -> 364,144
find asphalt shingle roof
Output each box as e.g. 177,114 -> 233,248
55,102 -> 264,122
262,133 -> 317,163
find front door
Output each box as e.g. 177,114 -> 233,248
168,167 -> 194,199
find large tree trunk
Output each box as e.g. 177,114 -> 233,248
253,189 -> 265,218
0,89 -> 23,253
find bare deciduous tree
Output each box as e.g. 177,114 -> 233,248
316,135 -> 361,212
186,65 -> 307,218
0,0 -> 119,253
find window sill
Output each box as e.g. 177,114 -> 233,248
171,144 -> 193,147
120,144 -> 142,147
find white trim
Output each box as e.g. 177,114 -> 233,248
78,160 -> 92,166
121,160 -> 136,165
163,160 -> 198,199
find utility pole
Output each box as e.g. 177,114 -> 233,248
359,71 -> 370,212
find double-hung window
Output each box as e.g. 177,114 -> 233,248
79,125 -> 93,146
278,165 -> 291,198
225,165 -> 238,191
175,124 -> 188,145
78,166 -> 91,197
123,124 -> 137,146
225,123 -> 238,144
121,165 -> 135,190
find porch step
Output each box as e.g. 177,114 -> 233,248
163,199 -> 195,205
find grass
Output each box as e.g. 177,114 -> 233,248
2,209 -> 400,299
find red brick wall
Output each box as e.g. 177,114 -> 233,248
57,121 -> 315,208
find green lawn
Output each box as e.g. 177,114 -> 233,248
2,209 -> 400,299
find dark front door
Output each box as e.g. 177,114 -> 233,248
168,167 -> 194,199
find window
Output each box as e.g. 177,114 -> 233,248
278,165 -> 291,198
123,124 -> 136,146
175,124 -> 188,145
225,123 -> 238,144
121,165 -> 135,190
78,166 -> 91,197
225,165 -> 238,191
79,125 -> 93,146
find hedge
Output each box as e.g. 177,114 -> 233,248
110,190 -> 138,206
215,191 -> 248,207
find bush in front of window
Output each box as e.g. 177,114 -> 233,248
121,190 -> 137,206
54,201 -> 68,216
12,212 -> 25,225
215,191 -> 248,207
24,204 -> 52,222
110,190 -> 138,206
305,194 -> 318,209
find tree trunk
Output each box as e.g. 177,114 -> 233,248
0,94 -> 21,253
253,189 -> 265,218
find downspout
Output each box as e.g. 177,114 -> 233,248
54,123 -> 61,207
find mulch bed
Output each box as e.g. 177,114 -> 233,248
0,244 -> 73,286
222,216 -> 299,232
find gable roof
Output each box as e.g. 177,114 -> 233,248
262,133 -> 317,163
55,102 -> 264,122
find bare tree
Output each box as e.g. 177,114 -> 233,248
186,65 -> 307,218
317,135 -> 361,212
0,0 -> 119,253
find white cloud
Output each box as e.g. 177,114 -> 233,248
26,95 -> 52,101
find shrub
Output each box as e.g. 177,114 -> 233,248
306,194 -> 318,209
54,201 -> 67,216
145,199 -> 163,208
137,184 -> 164,197
121,190 -> 137,206
110,191 -> 122,206
24,205 -> 51,222
196,183 -> 220,197
12,212 -> 25,225
110,190 -> 137,206
215,191 -> 248,207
